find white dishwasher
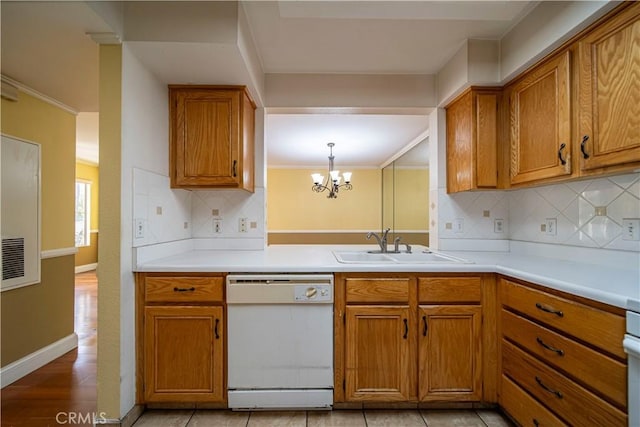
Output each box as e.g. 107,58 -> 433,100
226,274 -> 334,410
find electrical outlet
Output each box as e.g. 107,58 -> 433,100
494,219 -> 504,233
622,218 -> 640,241
454,218 -> 464,234
239,217 -> 248,233
134,219 -> 144,239
213,219 -> 222,234
183,222 -> 189,230
156,206 -> 162,215
545,218 -> 557,236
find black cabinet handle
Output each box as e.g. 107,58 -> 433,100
535,376 -> 563,399
557,143 -> 567,165
214,318 -> 220,339
403,318 -> 408,339
536,337 -> 565,356
232,160 -> 237,177
422,316 -> 428,336
535,302 -> 564,317
173,287 -> 195,292
580,135 -> 590,159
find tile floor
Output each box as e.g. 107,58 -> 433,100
132,409 -> 515,427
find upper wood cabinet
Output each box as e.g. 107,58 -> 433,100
446,87 -> 501,193
169,85 -> 256,191
577,3 -> 640,173
507,50 -> 572,186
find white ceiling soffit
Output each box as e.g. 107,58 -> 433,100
243,1 -> 534,74
267,111 -> 431,168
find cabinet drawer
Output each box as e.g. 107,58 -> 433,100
502,310 -> 626,408
418,277 -> 481,303
501,375 -> 566,427
502,340 -> 626,427
145,276 -> 223,303
500,279 -> 625,358
346,278 -> 410,303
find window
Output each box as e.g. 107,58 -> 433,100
75,181 -> 91,247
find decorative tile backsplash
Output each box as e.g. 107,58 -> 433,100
510,173 -> 640,251
191,188 -> 265,239
438,173 -> 640,252
133,168 -> 266,247
132,168 -> 192,248
438,189 -> 510,239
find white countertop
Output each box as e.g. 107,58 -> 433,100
135,244 -> 640,311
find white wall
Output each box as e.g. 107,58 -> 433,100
500,1 -> 614,82
266,73 -> 436,107
120,42 -> 181,415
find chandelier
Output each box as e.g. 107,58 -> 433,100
311,143 -> 353,199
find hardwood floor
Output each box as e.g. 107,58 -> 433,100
1,271 -> 97,427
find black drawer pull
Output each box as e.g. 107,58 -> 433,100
535,302 -> 563,317
403,318 -> 408,339
232,160 -> 237,177
173,287 -> 196,292
214,318 -> 220,339
422,316 -> 428,336
557,143 -> 567,165
580,135 -> 590,159
535,376 -> 563,399
536,337 -> 565,356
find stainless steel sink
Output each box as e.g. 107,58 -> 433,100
332,250 -> 471,264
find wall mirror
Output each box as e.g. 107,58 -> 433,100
381,138 -> 429,246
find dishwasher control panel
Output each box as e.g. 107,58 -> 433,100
294,285 -> 332,302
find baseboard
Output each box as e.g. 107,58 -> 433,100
1,333 -> 78,388
100,404 -> 145,427
75,263 -> 98,274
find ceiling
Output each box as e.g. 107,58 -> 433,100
0,1 -> 536,167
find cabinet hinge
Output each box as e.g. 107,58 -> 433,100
343,314 -> 346,326
343,379 -> 345,391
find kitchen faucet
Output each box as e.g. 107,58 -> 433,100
366,228 -> 390,252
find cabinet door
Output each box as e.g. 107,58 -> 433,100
144,306 -> 224,402
419,305 -> 482,401
446,89 -> 499,193
578,4 -> 640,172
345,305 -> 415,401
171,88 -> 240,187
509,51 -> 571,185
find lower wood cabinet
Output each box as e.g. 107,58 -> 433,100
335,273 -> 493,404
137,274 -> 226,404
345,305 -> 414,401
144,305 -> 224,402
499,277 -> 627,426
419,305 -> 482,401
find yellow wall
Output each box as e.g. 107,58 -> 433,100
75,162 -> 99,267
1,91 -> 76,366
267,168 -> 381,231
395,168 -> 429,231
97,44 -> 122,419
2,93 -> 75,250
76,162 -> 99,229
